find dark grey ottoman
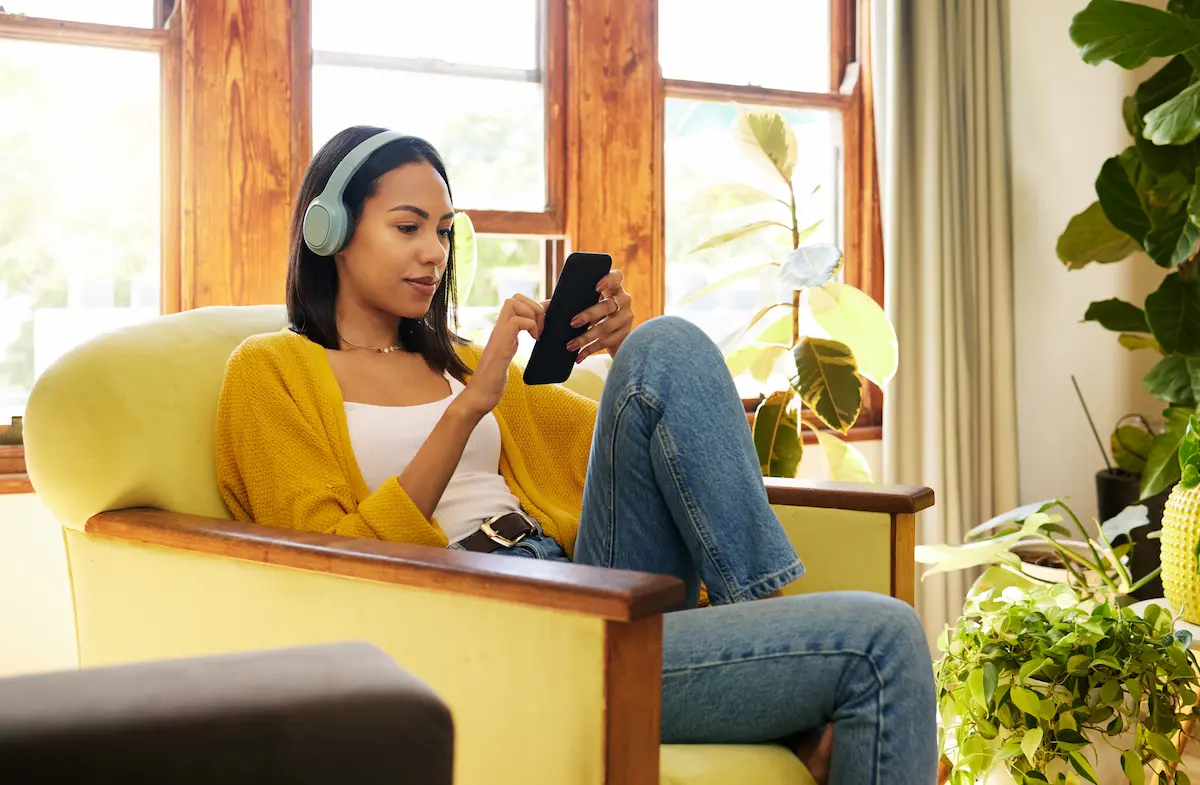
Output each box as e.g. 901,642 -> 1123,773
0,642 -> 454,784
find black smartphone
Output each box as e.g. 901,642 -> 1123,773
523,251 -> 613,385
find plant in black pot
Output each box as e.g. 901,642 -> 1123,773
1058,0 -> 1200,596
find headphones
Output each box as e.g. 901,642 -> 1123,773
302,130 -> 405,256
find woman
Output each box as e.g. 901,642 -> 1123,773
215,126 -> 936,785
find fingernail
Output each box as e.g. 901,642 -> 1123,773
570,316 -> 584,328
566,340 -> 578,351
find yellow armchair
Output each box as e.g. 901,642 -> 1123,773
22,306 -> 934,785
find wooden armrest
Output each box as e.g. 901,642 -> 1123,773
765,478 -> 934,514
86,509 -> 684,622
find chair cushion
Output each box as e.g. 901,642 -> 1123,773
24,305 -> 288,529
660,744 -> 816,785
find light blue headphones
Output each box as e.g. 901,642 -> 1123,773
302,130 -> 405,256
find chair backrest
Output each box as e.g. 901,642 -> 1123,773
24,306 -> 288,530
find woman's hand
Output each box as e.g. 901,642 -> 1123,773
567,269 -> 634,363
456,294 -> 544,419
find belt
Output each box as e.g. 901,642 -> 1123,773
456,511 -> 539,554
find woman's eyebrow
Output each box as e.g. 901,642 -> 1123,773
388,205 -> 456,221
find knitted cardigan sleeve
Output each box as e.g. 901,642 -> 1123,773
215,339 -> 449,547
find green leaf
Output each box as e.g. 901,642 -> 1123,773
1101,504 -> 1152,543
1011,685 -> 1042,717
1056,728 -> 1090,748
1189,168 -> 1200,229
451,211 -> 477,306
1142,407 -> 1193,498
1022,726 -> 1043,766
1143,354 -> 1200,405
1182,463 -> 1199,488
1084,298 -> 1150,333
1022,774 -> 1049,785
1171,0 -> 1200,19
1182,414 -> 1200,468
811,428 -> 873,483
1122,749 -> 1145,785
1145,81 -> 1200,144
803,282 -> 899,388
1096,154 -> 1154,243
716,302 -> 793,352
1149,172 -> 1193,212
968,667 -> 986,709
1145,272 -> 1200,355
792,337 -> 862,433
1068,750 -> 1100,784
1067,653 -> 1092,673
725,342 -> 791,383
967,499 -> 1059,540
1113,425 -> 1153,473
677,262 -> 778,305
1119,333 -> 1164,352
1144,204 -> 1200,268
1057,201 -> 1141,268
1137,56 -> 1196,116
1070,0 -> 1200,69
734,109 -> 798,183
1101,678 -> 1124,705
686,183 -> 779,214
752,390 -> 803,478
1147,731 -> 1181,763
982,660 -> 998,706
778,244 -> 843,289
1180,768 -> 1194,785
1019,657 -> 1051,684
688,220 -> 782,254
1126,95 -> 1184,175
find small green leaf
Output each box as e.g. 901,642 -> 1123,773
1178,769 -> 1192,785
1141,407 -> 1196,498
968,666 -> 986,708
1119,333 -> 1164,352
1144,81 -> 1200,144
1143,355 -> 1200,405
1011,685 -> 1042,717
1113,426 -> 1153,474
1096,153 -> 1154,243
1019,657 -> 1051,684
688,220 -> 782,254
1022,726 -> 1044,765
1070,0 -> 1200,69
725,342 -> 791,383
1122,749 -> 1145,785
1101,679 -> 1123,707
1057,201 -> 1141,268
1023,773 -> 1049,785
1145,271 -> 1200,356
803,282 -> 899,388
752,390 -> 803,478
1084,298 -> 1150,333
811,428 -> 873,483
1147,731 -> 1181,764
778,244 -> 843,289
1184,462 -> 1200,489
982,661 -> 998,706
734,109 -> 798,183
1143,204 -> 1200,269
1068,653 -> 1092,673
791,337 -> 863,433
1068,749 -> 1100,784
1136,55 -> 1194,116
1059,711 -> 1078,732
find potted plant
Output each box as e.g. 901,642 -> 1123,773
678,107 -> 898,482
937,582 -> 1199,785
1057,0 -> 1200,517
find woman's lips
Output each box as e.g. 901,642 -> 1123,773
405,278 -> 438,296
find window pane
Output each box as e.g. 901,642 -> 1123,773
1,1 -> 154,27
663,99 -> 839,396
0,39 -> 161,421
456,236 -> 543,356
312,0 -> 539,70
659,0 -> 830,93
313,66 -> 545,212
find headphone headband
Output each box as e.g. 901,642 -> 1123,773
303,130 -> 405,256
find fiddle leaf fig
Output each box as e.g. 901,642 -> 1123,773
1071,0 -> 1200,69
1057,201 -> 1140,268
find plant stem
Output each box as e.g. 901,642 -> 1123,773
1033,535 -> 1095,588
1072,376 -> 1114,473
1061,504 -> 1117,590
788,180 -> 800,345
1127,566 -> 1163,594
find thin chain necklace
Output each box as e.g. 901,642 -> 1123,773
340,336 -> 405,354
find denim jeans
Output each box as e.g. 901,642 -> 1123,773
497,316 -> 937,785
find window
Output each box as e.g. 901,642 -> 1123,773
659,0 -> 877,408
0,29 -> 167,422
0,1 -> 156,28
310,0 -> 565,339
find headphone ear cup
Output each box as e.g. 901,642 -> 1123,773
303,196 -> 350,256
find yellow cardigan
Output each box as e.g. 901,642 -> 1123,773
215,329 -> 599,557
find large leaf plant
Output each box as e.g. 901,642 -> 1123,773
1059,0 -> 1200,500
681,108 -> 898,482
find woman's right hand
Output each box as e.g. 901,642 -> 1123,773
456,294 -> 544,419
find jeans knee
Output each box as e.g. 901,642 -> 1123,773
623,315 -> 719,360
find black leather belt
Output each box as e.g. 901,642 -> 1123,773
457,511 -> 539,554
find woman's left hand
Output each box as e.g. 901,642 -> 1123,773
564,269 -> 634,363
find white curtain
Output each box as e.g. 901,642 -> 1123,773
873,0 -> 1021,640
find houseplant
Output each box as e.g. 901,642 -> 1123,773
1057,0 -> 1200,509
1157,415 -> 1200,622
937,583 -> 1199,785
680,107 -> 898,482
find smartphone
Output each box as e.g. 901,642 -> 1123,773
523,251 -> 613,385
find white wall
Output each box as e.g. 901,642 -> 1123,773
1008,0 -> 1164,523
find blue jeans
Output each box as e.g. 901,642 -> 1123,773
501,316 -> 937,785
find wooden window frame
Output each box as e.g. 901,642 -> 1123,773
660,0 -> 884,435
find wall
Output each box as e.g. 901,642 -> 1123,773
1008,0 -> 1164,523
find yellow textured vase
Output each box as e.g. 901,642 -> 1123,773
1160,484 -> 1200,623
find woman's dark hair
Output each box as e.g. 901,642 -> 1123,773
286,125 -> 469,379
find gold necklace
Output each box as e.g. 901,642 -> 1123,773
340,336 -> 405,354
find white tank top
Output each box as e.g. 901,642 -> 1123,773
343,374 -> 521,544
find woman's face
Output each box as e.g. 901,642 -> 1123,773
335,161 -> 455,320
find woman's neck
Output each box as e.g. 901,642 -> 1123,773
335,297 -> 403,350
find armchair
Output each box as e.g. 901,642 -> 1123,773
23,305 -> 934,785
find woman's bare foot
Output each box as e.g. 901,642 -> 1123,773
789,724 -> 833,785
